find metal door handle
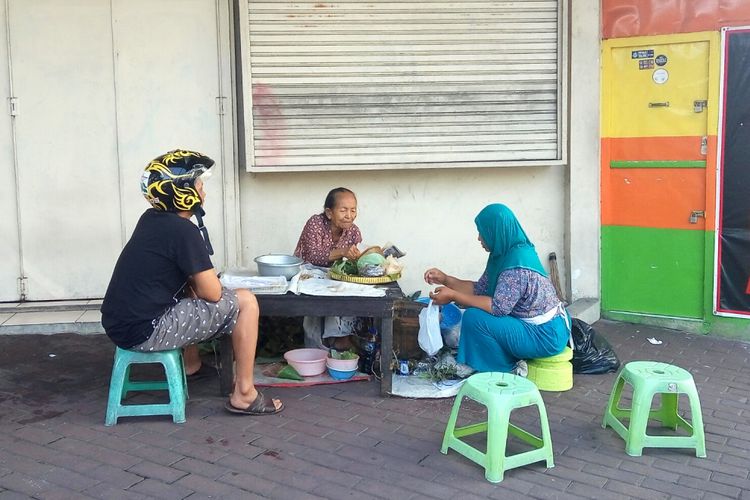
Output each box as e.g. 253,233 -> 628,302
689,210 -> 705,224
649,102 -> 670,108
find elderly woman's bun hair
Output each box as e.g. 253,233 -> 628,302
324,187 -> 356,210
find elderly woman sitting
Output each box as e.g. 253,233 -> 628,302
294,187 -> 364,351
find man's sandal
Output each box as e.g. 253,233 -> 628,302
224,391 -> 284,416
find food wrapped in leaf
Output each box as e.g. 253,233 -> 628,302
331,258 -> 358,276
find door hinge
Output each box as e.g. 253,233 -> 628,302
216,96 -> 226,116
694,100 -> 708,113
18,276 -> 28,301
8,97 -> 18,116
700,136 -> 708,156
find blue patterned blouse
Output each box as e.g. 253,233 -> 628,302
474,268 -> 561,318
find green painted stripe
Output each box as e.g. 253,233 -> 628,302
610,160 -> 706,169
602,226 -> 705,319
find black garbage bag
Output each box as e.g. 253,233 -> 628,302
571,318 -> 620,374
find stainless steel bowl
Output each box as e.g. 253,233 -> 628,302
254,254 -> 303,280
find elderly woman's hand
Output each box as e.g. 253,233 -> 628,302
330,245 -> 361,263
343,245 -> 361,261
429,286 -> 454,305
424,267 -> 447,285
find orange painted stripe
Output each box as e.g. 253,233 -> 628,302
608,136 -> 704,162
602,0 -> 750,39
601,136 -> 717,230
602,168 -> 707,230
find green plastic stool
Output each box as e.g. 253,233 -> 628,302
105,347 -> 188,426
441,372 -> 554,483
602,361 -> 706,457
527,347 -> 573,392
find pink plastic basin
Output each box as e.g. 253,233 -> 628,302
283,348 -> 328,377
326,355 -> 360,372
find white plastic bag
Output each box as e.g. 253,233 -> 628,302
418,300 -> 443,356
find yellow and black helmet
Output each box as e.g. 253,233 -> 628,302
140,149 -> 214,212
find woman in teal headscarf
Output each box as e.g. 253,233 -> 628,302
424,204 -> 569,372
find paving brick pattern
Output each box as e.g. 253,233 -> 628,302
0,320 -> 748,498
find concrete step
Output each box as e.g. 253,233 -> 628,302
0,300 -> 104,335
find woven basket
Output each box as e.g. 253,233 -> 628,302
329,271 -> 400,284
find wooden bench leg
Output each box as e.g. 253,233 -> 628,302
218,335 -> 234,396
380,315 -> 393,396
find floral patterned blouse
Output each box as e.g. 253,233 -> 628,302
293,213 -> 362,267
474,268 -> 561,318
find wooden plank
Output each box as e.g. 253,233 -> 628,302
610,160 -> 706,169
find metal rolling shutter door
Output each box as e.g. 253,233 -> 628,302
244,1 -> 560,170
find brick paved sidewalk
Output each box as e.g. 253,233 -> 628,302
0,320 -> 748,499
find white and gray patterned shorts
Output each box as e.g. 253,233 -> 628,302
131,288 -> 239,352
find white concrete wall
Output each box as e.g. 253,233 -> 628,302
0,2 -> 22,302
239,166 -> 568,297
567,0 -> 602,306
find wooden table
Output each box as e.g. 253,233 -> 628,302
218,282 -> 405,396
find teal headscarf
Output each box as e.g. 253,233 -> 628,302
475,204 -> 547,296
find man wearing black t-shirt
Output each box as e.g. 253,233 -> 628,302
102,150 -> 282,416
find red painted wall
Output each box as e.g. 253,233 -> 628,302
602,0 -> 750,38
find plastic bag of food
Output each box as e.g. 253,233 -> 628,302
383,255 -> 404,275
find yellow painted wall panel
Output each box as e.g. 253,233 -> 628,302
611,41 -> 707,137
602,32 -> 720,138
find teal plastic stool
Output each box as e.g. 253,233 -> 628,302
105,347 -> 188,426
602,361 -> 706,457
441,372 -> 554,483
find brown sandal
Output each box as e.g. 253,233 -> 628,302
224,391 -> 283,416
